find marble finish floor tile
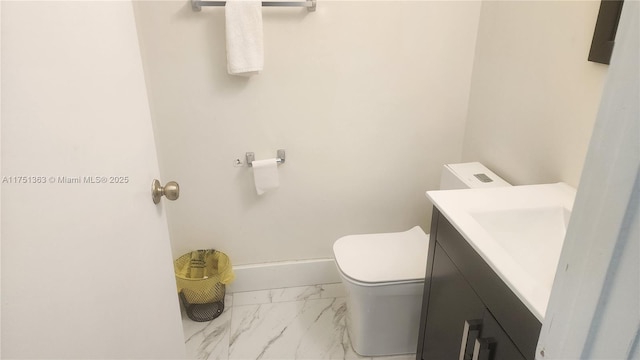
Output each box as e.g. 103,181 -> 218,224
183,295 -> 233,360
181,284 -> 414,360
229,297 -> 355,359
233,283 -> 346,307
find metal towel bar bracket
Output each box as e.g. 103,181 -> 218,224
246,149 -> 286,167
191,0 -> 316,12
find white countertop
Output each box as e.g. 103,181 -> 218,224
426,183 -> 576,321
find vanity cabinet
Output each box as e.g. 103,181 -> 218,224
417,209 -> 541,360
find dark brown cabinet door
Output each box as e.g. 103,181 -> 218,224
418,211 -> 539,360
477,309 -> 526,360
421,243 -> 485,359
420,243 -> 527,360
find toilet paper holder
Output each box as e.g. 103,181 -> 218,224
246,149 -> 285,167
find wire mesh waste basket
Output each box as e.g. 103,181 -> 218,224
174,249 -> 235,322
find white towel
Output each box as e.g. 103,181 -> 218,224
225,0 -> 264,76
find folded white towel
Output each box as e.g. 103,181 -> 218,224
225,0 -> 264,76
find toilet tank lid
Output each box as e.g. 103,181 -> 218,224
442,162 -> 511,189
333,226 -> 430,284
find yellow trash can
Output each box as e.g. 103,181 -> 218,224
174,249 -> 235,322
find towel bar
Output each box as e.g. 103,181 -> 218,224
191,0 -> 316,12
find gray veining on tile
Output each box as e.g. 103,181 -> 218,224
183,294 -> 233,359
272,284 -> 324,303
319,283 -> 346,299
229,297 -> 364,360
181,284 -> 415,360
233,285 -> 325,307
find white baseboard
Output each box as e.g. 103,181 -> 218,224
226,258 -> 341,293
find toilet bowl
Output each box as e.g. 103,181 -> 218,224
334,226 -> 430,356
333,162 -> 511,356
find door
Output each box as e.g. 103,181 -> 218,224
1,1 -> 185,358
478,309 -> 526,360
421,243 -> 486,359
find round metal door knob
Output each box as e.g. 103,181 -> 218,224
152,179 -> 180,204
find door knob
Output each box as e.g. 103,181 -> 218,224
152,179 -> 180,204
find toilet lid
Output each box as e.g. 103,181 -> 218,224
333,226 -> 430,284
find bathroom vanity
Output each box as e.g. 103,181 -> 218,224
416,183 -> 576,360
417,209 -> 539,360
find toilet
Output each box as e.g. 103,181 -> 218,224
333,162 -> 511,356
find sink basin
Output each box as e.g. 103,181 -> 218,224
470,206 -> 571,290
426,183 -> 576,321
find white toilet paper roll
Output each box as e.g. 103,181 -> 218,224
252,158 -> 279,195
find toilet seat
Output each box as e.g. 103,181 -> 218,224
333,226 -> 430,285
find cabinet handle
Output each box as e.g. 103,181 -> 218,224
472,337 -> 496,360
459,319 -> 482,360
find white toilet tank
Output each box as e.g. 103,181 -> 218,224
440,162 -> 511,190
333,162 -> 511,356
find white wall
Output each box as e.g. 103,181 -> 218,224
462,0 -> 607,187
133,1 -> 482,264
